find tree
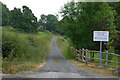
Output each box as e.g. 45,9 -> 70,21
21,6 -> 39,32
39,14 -> 58,32
1,2 -> 39,33
10,5 -> 39,33
46,14 -> 58,32
107,2 -> 120,54
60,1 -> 116,52
0,2 -> 2,26
10,8 -> 23,28
39,14 -> 47,30
1,2 -> 10,26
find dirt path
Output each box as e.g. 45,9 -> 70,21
2,36 -> 118,78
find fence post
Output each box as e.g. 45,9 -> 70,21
75,49 -> 78,60
76,49 -> 78,61
93,52 -> 94,62
90,52 -> 94,62
78,49 -> 80,61
85,49 -> 88,65
105,51 -> 108,68
90,52 -> 92,62
79,49 -> 82,61
72,48 -> 74,54
82,48 -> 84,62
74,49 -> 75,56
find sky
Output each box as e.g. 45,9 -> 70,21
0,0 -> 119,20
0,0 -> 73,20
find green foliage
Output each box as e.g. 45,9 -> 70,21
1,2 -> 10,26
57,36 -> 75,59
10,6 -> 39,33
107,2 -> 120,55
59,2 -> 117,55
2,26 -> 53,74
39,14 -> 58,32
10,8 -> 22,27
38,26 -> 44,31
0,2 -> 2,26
1,1 -> 39,33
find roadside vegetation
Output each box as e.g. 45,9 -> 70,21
57,2 -> 120,55
1,1 -> 58,74
57,36 -> 119,76
56,36 -> 74,60
2,26 -> 53,74
56,2 -> 119,76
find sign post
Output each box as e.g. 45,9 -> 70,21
93,31 -> 109,69
100,41 -> 102,68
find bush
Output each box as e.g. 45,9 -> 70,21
2,32 -> 32,59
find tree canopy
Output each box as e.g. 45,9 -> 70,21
59,1 -> 119,54
39,14 -> 58,32
1,2 -> 39,33
10,6 -> 39,32
1,2 -> 10,26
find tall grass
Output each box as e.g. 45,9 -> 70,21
2,26 -> 53,74
56,36 -> 75,59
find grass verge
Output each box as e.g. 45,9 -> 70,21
56,36 -> 74,59
69,60 -> 119,77
2,26 -> 53,74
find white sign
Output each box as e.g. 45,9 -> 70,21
93,31 -> 109,41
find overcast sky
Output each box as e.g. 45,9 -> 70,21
0,0 -> 73,20
1,0 -> 119,20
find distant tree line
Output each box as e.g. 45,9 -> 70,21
57,2 -> 120,54
39,14 -> 58,32
1,2 -> 58,33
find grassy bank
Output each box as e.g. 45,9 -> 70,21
56,36 -> 74,59
2,26 -> 53,74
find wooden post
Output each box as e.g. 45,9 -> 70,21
77,50 -> 79,61
74,49 -> 76,59
75,49 -> 77,60
72,49 -> 74,54
105,51 -> 108,68
90,52 -> 92,62
85,49 -> 88,65
82,48 -> 84,62
93,52 -> 94,62
74,49 -> 75,56
78,50 -> 80,61
79,49 -> 82,61
74,49 -> 76,57
76,49 -> 78,61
